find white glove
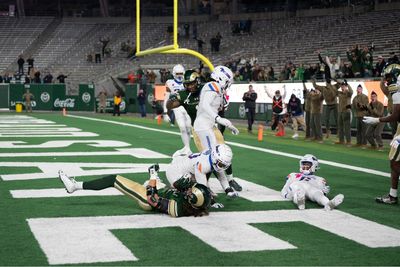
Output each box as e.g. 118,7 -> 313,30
211,202 -> 224,209
226,191 -> 239,198
227,124 -> 239,135
215,116 -> 232,127
363,116 -> 380,125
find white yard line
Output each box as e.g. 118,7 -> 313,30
67,114 -> 390,178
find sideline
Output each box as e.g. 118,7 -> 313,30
67,114 -> 390,178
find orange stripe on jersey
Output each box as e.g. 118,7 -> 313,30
208,82 -> 220,93
197,162 -> 202,173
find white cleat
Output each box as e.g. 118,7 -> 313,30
324,194 -> 344,211
58,170 -> 78,193
292,133 -> 299,139
226,190 -> 239,198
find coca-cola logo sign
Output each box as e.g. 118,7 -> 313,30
54,98 -> 75,108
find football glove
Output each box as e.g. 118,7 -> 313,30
211,202 -> 224,209
215,116 -> 232,127
227,124 -> 239,135
363,116 -> 380,124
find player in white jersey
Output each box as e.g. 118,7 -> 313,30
163,64 -> 193,155
281,154 -> 344,210
165,143 -> 232,187
363,73 -> 400,204
193,66 -> 240,196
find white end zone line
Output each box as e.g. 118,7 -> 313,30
66,114 -> 390,178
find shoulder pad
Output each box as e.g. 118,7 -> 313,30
393,91 -> 400,105
203,82 -> 221,94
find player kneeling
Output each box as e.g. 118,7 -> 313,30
281,154 -> 344,211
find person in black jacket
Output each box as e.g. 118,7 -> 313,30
242,84 -> 258,133
287,94 -> 306,139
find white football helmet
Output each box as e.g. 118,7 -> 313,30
211,65 -> 233,91
172,64 -> 185,83
299,154 -> 319,175
211,144 -> 233,172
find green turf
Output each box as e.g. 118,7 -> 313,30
0,112 -> 399,266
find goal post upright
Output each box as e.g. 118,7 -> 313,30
135,0 -> 214,71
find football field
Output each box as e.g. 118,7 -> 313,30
0,112 -> 399,266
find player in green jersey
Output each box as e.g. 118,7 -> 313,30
58,164 -> 211,217
166,69 -> 202,125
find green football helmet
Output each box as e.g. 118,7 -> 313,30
188,183 -> 211,209
382,63 -> 400,94
183,70 -> 200,92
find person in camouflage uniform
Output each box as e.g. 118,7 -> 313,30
58,164 -> 211,218
302,81 -> 312,139
312,78 -> 339,138
352,84 -> 369,146
335,80 -> 353,146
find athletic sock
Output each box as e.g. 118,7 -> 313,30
390,188 -> 398,198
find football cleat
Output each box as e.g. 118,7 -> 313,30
58,170 -> 78,194
375,194 -> 398,205
225,187 -> 239,198
325,194 -> 344,210
229,179 -> 243,192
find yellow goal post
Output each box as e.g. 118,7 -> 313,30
135,0 -> 214,71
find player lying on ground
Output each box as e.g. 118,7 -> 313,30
281,154 -> 344,210
58,164 -> 211,217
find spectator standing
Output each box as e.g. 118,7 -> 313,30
137,88 -> 147,117
94,41 -> 102,63
33,70 -> 41,84
27,56 -> 34,76
352,84 -> 369,146
374,55 -> 386,77
215,32 -> 222,52
195,37 -> 205,53
365,91 -> 384,150
287,93 -> 306,139
43,71 -> 53,83
57,73 -> 68,83
17,55 -> 25,74
388,51 -> 399,65
100,37 -> 110,57
113,91 -> 122,116
242,85 -> 258,133
335,80 -> 353,146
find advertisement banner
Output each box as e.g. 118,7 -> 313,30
228,81 -> 386,105
9,84 -> 94,111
